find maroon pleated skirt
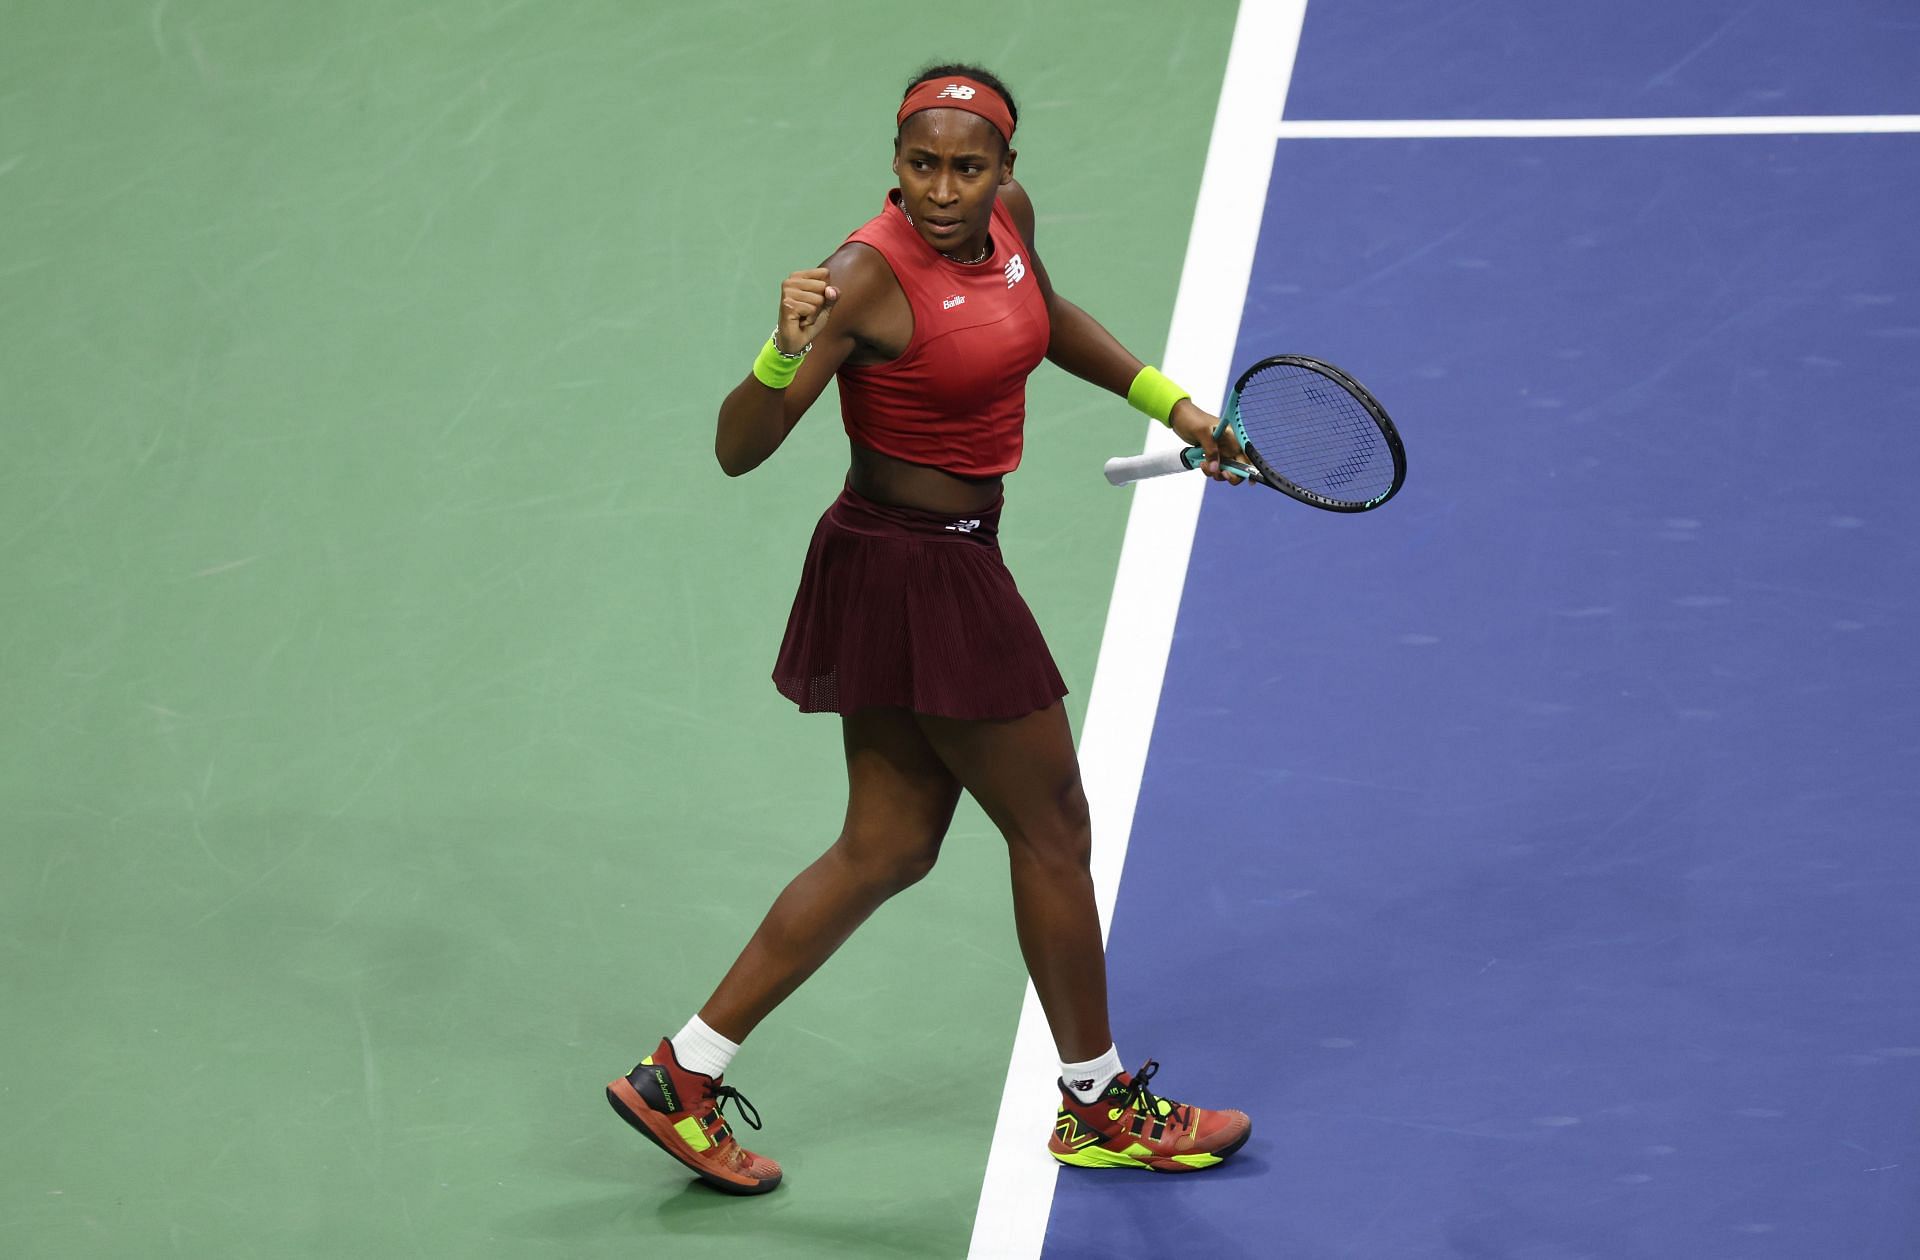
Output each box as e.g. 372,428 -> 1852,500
772,487 -> 1068,720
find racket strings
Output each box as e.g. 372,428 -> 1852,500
1235,367 -> 1396,504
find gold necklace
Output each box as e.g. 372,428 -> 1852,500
904,211 -> 989,264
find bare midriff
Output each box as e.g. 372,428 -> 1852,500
847,443 -> 1004,515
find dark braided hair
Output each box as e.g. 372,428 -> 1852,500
898,63 -> 1019,149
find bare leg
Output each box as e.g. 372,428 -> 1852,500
696,707 -> 962,1043
915,702 -> 1112,1063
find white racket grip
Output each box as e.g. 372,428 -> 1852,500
1103,445 -> 1197,486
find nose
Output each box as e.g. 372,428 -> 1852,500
929,170 -> 959,206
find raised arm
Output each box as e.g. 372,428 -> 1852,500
714,243 -> 889,477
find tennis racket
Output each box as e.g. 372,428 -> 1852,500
1104,355 -> 1406,512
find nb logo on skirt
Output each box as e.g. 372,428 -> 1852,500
945,518 -> 983,533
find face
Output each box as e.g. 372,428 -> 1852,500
891,109 -> 1016,254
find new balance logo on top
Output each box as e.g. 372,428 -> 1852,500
942,294 -> 966,310
946,518 -> 982,534
936,84 -> 977,100
1004,253 -> 1027,288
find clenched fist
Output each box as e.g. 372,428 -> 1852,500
777,268 -> 839,354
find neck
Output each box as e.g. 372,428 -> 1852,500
943,235 -> 990,265
900,201 -> 991,264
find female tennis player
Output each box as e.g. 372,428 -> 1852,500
607,64 -> 1250,1195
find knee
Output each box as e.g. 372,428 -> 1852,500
886,843 -> 942,893
833,828 -> 944,896
1004,779 -> 1093,872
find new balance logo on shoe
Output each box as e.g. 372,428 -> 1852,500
1053,1112 -> 1103,1151
648,1064 -> 679,1112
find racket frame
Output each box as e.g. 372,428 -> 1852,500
1216,355 -> 1406,513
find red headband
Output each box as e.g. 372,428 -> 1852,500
896,77 -> 1015,144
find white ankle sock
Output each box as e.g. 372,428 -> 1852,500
671,1015 -> 740,1079
1060,1044 -> 1124,1103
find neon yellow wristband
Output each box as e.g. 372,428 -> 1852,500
1126,365 -> 1191,426
752,336 -> 805,389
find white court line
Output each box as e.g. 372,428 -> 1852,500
1278,114 -> 1920,139
965,1 -> 1308,1257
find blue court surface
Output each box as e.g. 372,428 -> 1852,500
1045,7 -> 1919,1258
1285,0 -> 1920,119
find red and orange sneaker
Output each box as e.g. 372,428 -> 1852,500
606,1037 -> 782,1195
1048,1060 -> 1251,1173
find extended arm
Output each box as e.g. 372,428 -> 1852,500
998,180 -> 1241,477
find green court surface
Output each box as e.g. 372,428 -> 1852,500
1,3 -> 1235,1255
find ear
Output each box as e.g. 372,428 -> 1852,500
891,138 -> 903,181
1000,146 -> 1018,185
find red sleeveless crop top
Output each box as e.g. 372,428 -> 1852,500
835,191 -> 1051,477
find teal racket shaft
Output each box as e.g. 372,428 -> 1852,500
1103,355 -> 1406,513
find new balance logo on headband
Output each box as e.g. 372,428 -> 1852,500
936,84 -> 977,100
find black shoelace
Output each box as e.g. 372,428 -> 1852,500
707,1083 -> 763,1131
1119,1060 -> 1191,1130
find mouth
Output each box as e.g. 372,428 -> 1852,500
922,216 -> 965,238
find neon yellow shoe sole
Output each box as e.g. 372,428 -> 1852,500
1051,1141 -> 1233,1172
